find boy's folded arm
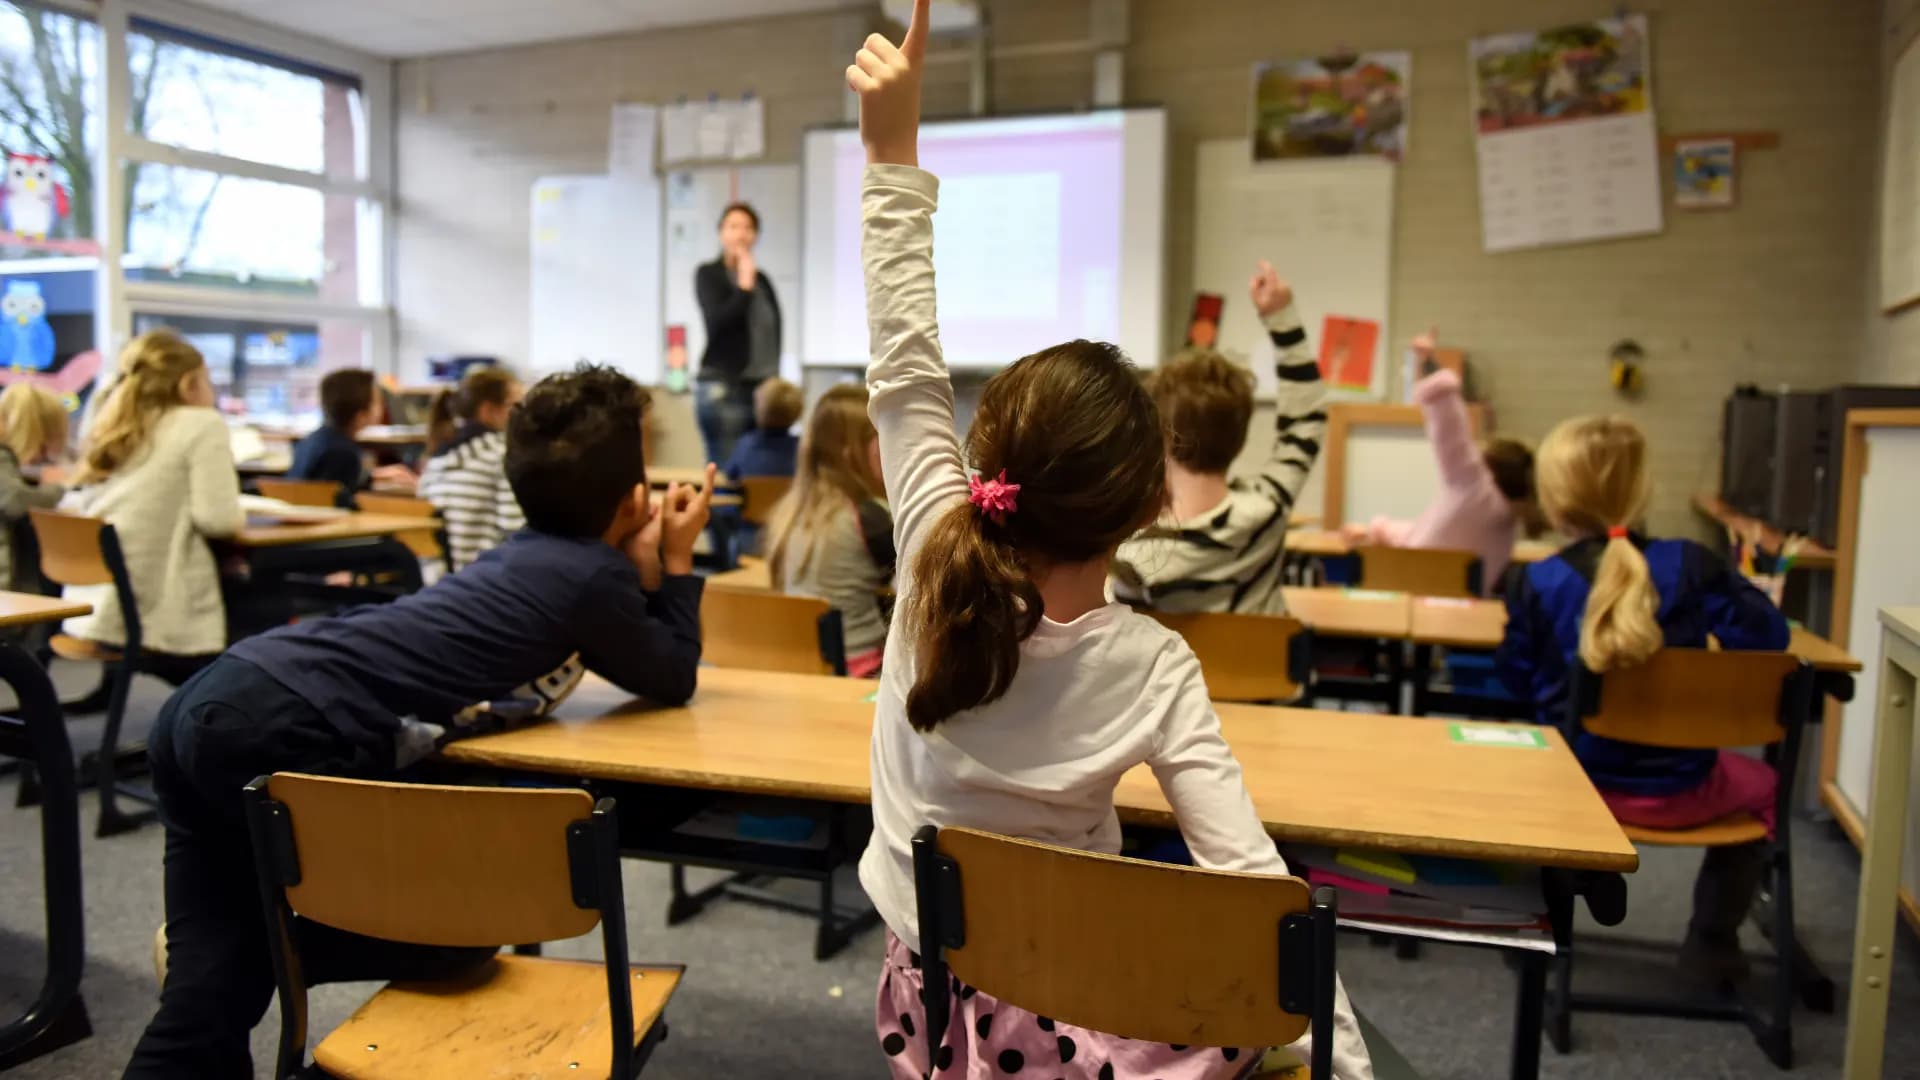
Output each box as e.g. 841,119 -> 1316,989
574,568 -> 703,706
1259,304 -> 1327,510
862,164 -> 968,563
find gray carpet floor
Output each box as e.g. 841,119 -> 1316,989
2,664 -> 1918,1079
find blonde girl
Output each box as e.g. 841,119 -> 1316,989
1495,415 -> 1787,986
0,383 -> 71,590
764,383 -> 893,677
845,7 -> 1371,1077
64,330 -> 243,681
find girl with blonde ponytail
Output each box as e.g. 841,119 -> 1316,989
1497,414 -> 1789,985
63,330 -> 243,682
844,8 -> 1373,1076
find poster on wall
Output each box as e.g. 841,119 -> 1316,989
1251,52 -> 1410,162
1469,14 -> 1664,253
660,95 -> 767,166
1673,137 -> 1736,209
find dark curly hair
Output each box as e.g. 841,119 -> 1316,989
505,364 -> 652,538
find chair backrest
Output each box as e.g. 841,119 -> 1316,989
1354,545 -> 1482,598
739,475 -> 792,528
257,477 -> 341,508
700,587 -> 846,675
914,826 -> 1335,1077
29,509 -> 113,587
1572,648 -> 1811,750
255,773 -> 601,947
1147,610 -> 1311,702
354,493 -> 443,561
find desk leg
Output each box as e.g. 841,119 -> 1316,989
1410,643 -> 1434,716
0,642 -> 91,1066
1842,637 -> 1917,1079
1511,950 -> 1546,1080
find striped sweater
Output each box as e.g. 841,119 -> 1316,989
1112,305 -> 1327,615
417,423 -> 524,572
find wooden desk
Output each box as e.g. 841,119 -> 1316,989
1690,492 -> 1837,572
355,424 -> 429,448
0,593 -> 90,628
443,666 -> 1636,873
1287,530 -> 1558,567
235,512 -> 443,548
1282,586 -> 1410,639
236,456 -> 292,477
709,559 -> 772,592
648,465 -> 736,489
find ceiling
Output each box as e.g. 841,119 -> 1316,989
189,0 -> 863,59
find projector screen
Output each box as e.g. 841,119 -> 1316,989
802,109 -> 1166,371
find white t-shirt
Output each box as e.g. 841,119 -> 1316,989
853,164 -> 1371,1079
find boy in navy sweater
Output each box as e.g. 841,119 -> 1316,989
124,365 -> 713,1080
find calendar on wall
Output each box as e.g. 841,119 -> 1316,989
1469,14 -> 1663,254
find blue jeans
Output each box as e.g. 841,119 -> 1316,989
695,379 -> 754,469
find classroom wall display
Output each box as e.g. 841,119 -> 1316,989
1250,52 -> 1411,162
661,95 -> 765,166
1673,137 -> 1736,209
661,163 -> 801,385
528,174 -> 663,380
1470,15 -> 1664,253
1192,139 -> 1394,400
1880,35 -> 1920,313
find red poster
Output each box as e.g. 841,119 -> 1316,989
1318,315 -> 1379,391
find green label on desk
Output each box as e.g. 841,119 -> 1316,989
863,690 -> 879,704
1449,723 -> 1546,749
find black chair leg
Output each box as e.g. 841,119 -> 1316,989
14,760 -> 40,807
1752,849 -> 1795,1069
94,660 -> 152,838
1548,937 -> 1574,1054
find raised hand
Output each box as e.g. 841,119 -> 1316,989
1410,325 -> 1438,357
1248,259 -> 1295,318
735,249 -> 757,291
845,0 -> 929,167
660,463 -> 718,576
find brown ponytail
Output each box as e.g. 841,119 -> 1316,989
902,340 -> 1166,730
427,367 -> 519,455
1535,415 -> 1662,672
426,388 -> 459,454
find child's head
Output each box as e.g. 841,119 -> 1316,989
0,383 -> 68,465
505,363 -> 653,544
753,377 -> 804,432
765,383 -> 880,579
427,367 -> 522,450
80,330 -> 210,484
1144,348 -> 1256,476
1483,436 -> 1547,537
1536,415 -> 1661,673
904,340 -> 1165,731
319,369 -> 378,433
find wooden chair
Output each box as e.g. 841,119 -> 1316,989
1148,610 -> 1312,703
738,475 -> 791,529
912,826 -> 1342,1080
1549,649 -> 1827,1068
243,774 -> 683,1080
1353,545 -> 1482,598
255,477 -> 343,508
354,492 -> 449,573
699,587 -> 846,676
28,509 -> 154,837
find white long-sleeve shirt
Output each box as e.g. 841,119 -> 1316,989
853,164 -> 1370,1079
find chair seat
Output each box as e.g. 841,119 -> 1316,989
313,954 -> 681,1080
1622,813 -> 1768,847
50,634 -> 120,662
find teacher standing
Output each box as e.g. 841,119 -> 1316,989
694,202 -> 782,468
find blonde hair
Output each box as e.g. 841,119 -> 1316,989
765,384 -> 882,582
1536,415 -> 1661,672
0,383 -> 68,465
79,330 -> 207,485
754,377 -> 804,431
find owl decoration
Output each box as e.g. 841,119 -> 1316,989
0,280 -> 56,372
3,153 -> 70,241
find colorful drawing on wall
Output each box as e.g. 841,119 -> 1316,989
1253,52 -> 1411,162
1470,15 -> 1651,134
1673,138 -> 1736,209
1317,315 -> 1380,392
0,347 -> 103,420
0,281 -> 55,372
1185,292 -> 1224,348
2,152 -> 69,240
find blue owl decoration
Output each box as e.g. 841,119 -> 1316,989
0,280 -> 55,371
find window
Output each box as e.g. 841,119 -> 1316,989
0,2 -> 100,258
133,310 -> 368,417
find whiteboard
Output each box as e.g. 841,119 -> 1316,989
1192,141 -> 1394,400
1835,424 -> 1920,904
661,163 -> 802,385
529,174 -> 663,380
1341,427 -> 1439,526
1881,36 -> 1920,312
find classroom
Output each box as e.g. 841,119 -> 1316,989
1,0 -> 1918,1077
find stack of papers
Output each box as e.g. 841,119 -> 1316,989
1286,846 -> 1554,953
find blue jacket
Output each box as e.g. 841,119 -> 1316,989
1495,534 -> 1788,795
287,423 -> 365,498
722,429 -> 799,484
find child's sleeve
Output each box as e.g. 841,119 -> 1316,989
1255,304 -> 1328,513
573,565 -> 703,706
1147,655 -> 1374,1080
862,164 -> 969,565
0,456 -> 61,520
696,262 -> 755,336
185,411 -> 243,539
1693,542 -> 1789,651
1412,368 -> 1484,491
1363,515 -> 1415,548
1495,568 -> 1542,700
